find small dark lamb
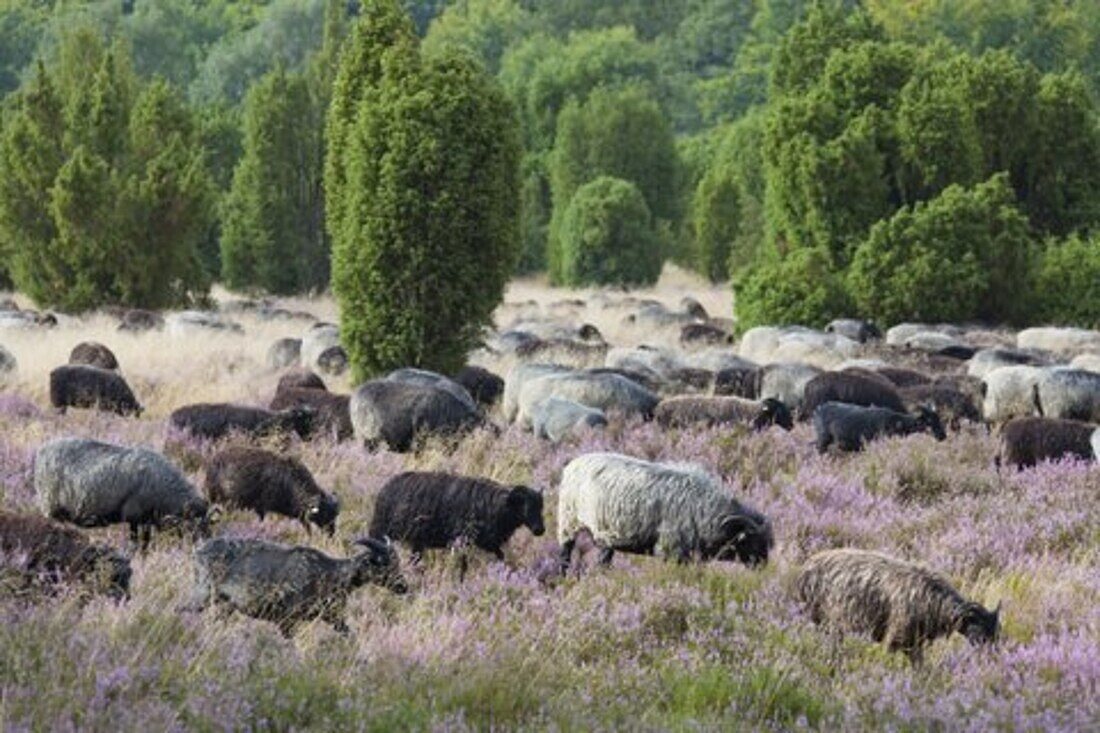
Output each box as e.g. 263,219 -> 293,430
0,510 -> 131,600
69,341 -> 119,371
368,472 -> 545,563
813,401 -> 946,453
185,536 -> 407,636
204,448 -> 339,534
49,364 -> 142,416
995,416 -> 1099,470
800,370 -> 907,421
169,403 -> 315,441
796,548 -> 1000,663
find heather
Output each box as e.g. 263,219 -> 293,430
1,289 -> 1097,729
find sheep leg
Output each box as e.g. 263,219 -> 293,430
559,538 -> 576,575
596,544 -> 614,567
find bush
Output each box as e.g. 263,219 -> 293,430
692,164 -> 740,283
733,246 -> 850,331
847,174 -> 1033,325
1030,235 -> 1100,328
559,176 -> 663,287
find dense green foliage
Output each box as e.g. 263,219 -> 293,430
559,176 -> 662,287
1030,234 -> 1100,328
328,2 -> 520,380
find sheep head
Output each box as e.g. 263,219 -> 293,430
353,537 -> 407,594
959,600 -> 1001,646
508,486 -> 545,536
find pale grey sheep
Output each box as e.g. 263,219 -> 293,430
825,319 -> 881,343
349,379 -> 483,452
386,368 -> 478,413
980,365 -> 1044,425
516,371 -> 659,429
35,438 -> 209,550
1017,327 -> 1100,356
301,323 -> 340,372
605,346 -> 683,382
1070,353 -> 1100,373
796,548 -> 1000,663
558,453 -> 772,572
1033,368 -> 1100,422
266,338 -> 301,370
502,363 -> 572,423
531,397 -> 608,442
966,348 -> 1049,380
885,323 -> 962,347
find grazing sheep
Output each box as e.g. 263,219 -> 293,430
316,346 -> 348,376
269,388 -> 352,441
605,346 -> 683,382
349,380 -> 483,452
712,364 -> 761,398
796,548 -> 1000,663
899,384 -> 981,430
277,369 -> 327,393
813,402 -> 946,453
35,438 -> 209,549
1070,353 -> 1100,374
170,403 -> 315,441
204,448 -> 339,533
1017,327 -> 1100,356
0,511 -> 131,600
514,337 -> 608,368
0,343 -> 16,374
68,341 -> 118,371
387,368 -> 478,412
874,367 -> 932,388
368,472 -> 545,561
800,370 -> 907,420
452,365 -> 504,408
532,397 -> 608,442
995,416 -> 1099,469
301,323 -> 341,371
185,536 -> 406,636
49,365 -> 142,416
755,362 -> 822,413
826,319 -> 881,343
516,370 -> 659,429
680,323 -> 732,347
901,331 -> 966,354
557,453 -> 772,571
966,348 -> 1048,380
885,323 -> 962,347
980,365 -> 1044,425
654,396 -> 793,431
1033,368 -> 1100,422
502,363 -> 572,423
266,338 -> 302,370
117,308 -> 164,333
166,310 -> 242,336
684,350 -> 757,375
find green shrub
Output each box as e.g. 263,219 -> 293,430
733,246 -> 850,330
559,176 -> 663,287
692,163 -> 740,283
1030,235 -> 1100,328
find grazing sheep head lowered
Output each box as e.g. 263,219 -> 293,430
508,486 -> 546,537
915,404 -> 948,441
308,494 -> 340,536
353,537 -> 408,594
752,397 -> 794,431
710,514 -> 772,566
960,600 -> 1001,646
161,497 -> 214,542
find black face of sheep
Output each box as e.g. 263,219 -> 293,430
752,398 -> 794,431
509,487 -> 545,536
353,537 -> 408,594
960,601 -> 1001,646
159,499 -> 213,544
308,494 -> 340,535
916,405 -> 947,441
711,516 -> 771,566
577,324 -> 604,343
317,346 -> 348,375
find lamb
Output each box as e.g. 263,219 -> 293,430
515,371 -> 659,429
349,380 -> 483,452
169,403 -> 315,441
799,370 -> 907,420
795,548 -> 1000,663
266,338 -> 302,370
1033,368 -> 1100,422
980,365 -> 1044,425
654,396 -> 793,431
386,368 -> 478,412
899,384 -> 981,430
452,365 -> 504,408
34,438 -> 210,549
502,363 -> 573,423
532,397 -> 608,442
995,417 -> 1100,469
68,341 -> 119,371
204,448 -> 339,534
49,365 -> 142,416
368,472 -> 545,562
269,388 -> 353,441
557,453 -> 772,572
0,510 -> 131,600
185,536 -> 407,636
812,402 -> 946,453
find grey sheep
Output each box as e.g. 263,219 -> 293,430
680,323 -> 732,347
49,365 -> 142,416
980,365 -> 1044,425
813,402 -> 946,453
69,341 -> 119,371
558,453 -> 772,572
349,379 -> 484,453
532,397 -> 608,442
266,338 -> 302,370
825,319 -> 882,343
316,345 -> 348,376
35,438 -> 209,549
117,308 -> 164,333
796,548 -> 1000,663
387,368 -> 478,413
755,362 -> 822,414
654,396 -> 793,431
966,348 -> 1049,380
516,370 -> 659,429
514,337 -> 609,369
184,536 -> 407,636
204,447 -> 340,533
995,416 -> 1100,470
502,363 -> 573,423
1033,368 -> 1100,423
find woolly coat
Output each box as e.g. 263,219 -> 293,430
532,397 -> 607,443
68,341 -> 119,371
269,387 -> 352,441
1033,368 -> 1100,422
349,380 -> 483,453
812,402 -> 945,453
266,338 -> 302,370
899,384 -> 981,429
386,368 -> 478,413
557,453 -> 772,565
980,365 -> 1044,424
654,396 -> 792,431
502,363 -> 573,423
277,369 -> 327,393
516,371 -> 659,429
799,370 -> 907,420
169,403 -> 314,441
755,362 -> 822,413
49,365 -> 141,416
452,365 -> 504,408
996,417 -> 1099,469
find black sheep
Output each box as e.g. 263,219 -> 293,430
277,369 -> 327,393
270,388 -> 353,441
117,308 -> 164,333
813,402 -> 946,453
713,365 -> 761,398
679,323 -> 732,347
170,403 -> 314,441
349,380 -> 484,452
204,448 -> 339,534
69,341 -> 119,371
452,365 -> 505,408
995,417 -> 1099,470
369,472 -> 545,562
49,365 -> 142,416
800,370 -> 907,421
899,384 -> 981,430
874,367 -> 932,388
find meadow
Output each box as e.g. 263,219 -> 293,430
0,271 -> 1097,732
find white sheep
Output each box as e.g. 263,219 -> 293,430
980,365 -> 1044,425
502,363 -> 572,423
1017,327 -> 1100,356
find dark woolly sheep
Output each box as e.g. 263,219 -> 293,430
266,338 -> 302,370
69,341 -> 119,371
680,297 -> 709,321
185,536 -> 406,636
796,548 -> 1000,663
117,309 -> 164,333
936,344 -> 977,361
514,337 -> 609,368
387,368 -> 478,412
826,319 -> 882,343
874,367 -> 932,388
654,396 -> 793,431
35,438 -> 209,550
316,345 -> 348,376
369,472 -> 545,563
277,369 -> 327,393
349,380 -> 484,452
204,448 -> 339,533
713,365 -> 761,398
899,384 -> 981,430
800,370 -> 907,421
813,402 -> 946,453
269,388 -> 352,441
49,365 -> 142,416
995,417 -> 1099,470
666,367 -> 714,393
452,365 -> 504,408
680,323 -> 732,347
169,403 -> 315,441
0,510 -> 131,600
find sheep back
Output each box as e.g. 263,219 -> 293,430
997,417 -> 1098,469
516,371 -> 658,429
800,371 -> 906,420
532,397 -> 607,442
349,380 -> 482,452
204,448 -> 338,531
49,365 -> 141,416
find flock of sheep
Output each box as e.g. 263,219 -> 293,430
3,292 -> 1099,665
